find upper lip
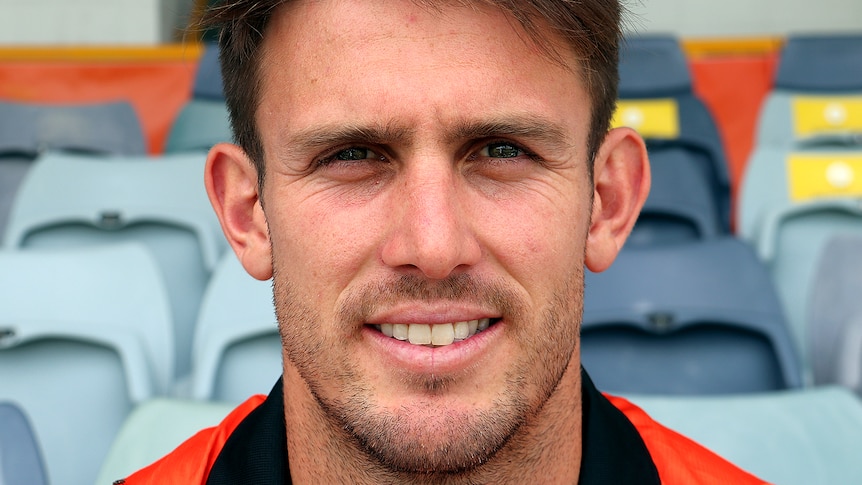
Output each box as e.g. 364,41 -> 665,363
364,301 -> 500,326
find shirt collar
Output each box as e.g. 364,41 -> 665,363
207,368 -> 659,484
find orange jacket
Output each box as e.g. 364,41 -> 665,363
118,391 -> 767,485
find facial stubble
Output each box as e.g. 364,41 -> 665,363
272,267 -> 583,479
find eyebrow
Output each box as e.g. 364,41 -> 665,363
281,116 -> 574,155
284,123 -> 416,154
445,116 -> 574,153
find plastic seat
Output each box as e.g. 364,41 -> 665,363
738,146 -> 862,367
192,42 -> 225,101
164,99 -> 232,153
0,244 -> 170,485
628,386 -> 862,485
628,147 -> 722,246
0,401 -> 48,485
3,152 -> 227,385
96,398 -> 234,484
808,235 -> 862,395
191,252 -> 280,403
619,34 -> 692,98
164,43 -> 231,153
774,34 -> 862,93
755,92 -> 862,148
582,237 -> 803,395
0,99 -> 146,242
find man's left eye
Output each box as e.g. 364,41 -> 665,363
481,142 -> 523,158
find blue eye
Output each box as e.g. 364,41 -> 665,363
481,142 -> 523,158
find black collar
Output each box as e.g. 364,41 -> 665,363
206,369 -> 659,484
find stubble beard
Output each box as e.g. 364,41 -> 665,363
273,268 -> 583,481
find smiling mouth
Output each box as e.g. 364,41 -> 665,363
370,318 -> 496,347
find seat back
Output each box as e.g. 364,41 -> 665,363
191,252 -> 280,403
96,398 -> 235,484
775,34 -> 862,93
628,386 -> 862,485
0,401 -> 48,485
0,244 -> 169,485
619,34 -> 692,98
808,235 -> 862,395
582,237 -> 802,395
628,147 -> 721,246
3,152 -> 225,384
0,99 -> 146,242
192,43 -> 225,101
164,99 -> 232,153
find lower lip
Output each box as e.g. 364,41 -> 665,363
362,321 -> 503,375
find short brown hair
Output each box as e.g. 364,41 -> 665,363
200,0 -> 622,188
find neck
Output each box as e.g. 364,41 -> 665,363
282,361 -> 584,485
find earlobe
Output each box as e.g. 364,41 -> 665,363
584,127 -> 651,273
204,142 -> 273,280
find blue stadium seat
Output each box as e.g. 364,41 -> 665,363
0,401 -> 48,485
629,385 -> 862,485
808,235 -> 862,396
0,244 -> 169,485
619,34 -> 692,98
738,145 -> 862,369
628,147 -> 722,246
164,99 -> 232,153
775,34 -> 862,92
3,152 -> 227,387
192,42 -> 225,101
0,99 -> 146,242
616,37 -> 731,234
582,237 -> 803,395
191,252 -> 279,403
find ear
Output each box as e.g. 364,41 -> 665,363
584,127 -> 651,273
205,142 -> 273,280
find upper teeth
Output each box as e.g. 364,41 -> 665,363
378,319 -> 491,346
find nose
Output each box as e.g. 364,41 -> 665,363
380,161 -> 481,280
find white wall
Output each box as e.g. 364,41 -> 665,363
626,0 -> 862,38
0,0 -> 858,44
0,0 -> 195,44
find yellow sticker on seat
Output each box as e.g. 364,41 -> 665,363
792,96 -> 862,139
788,153 -> 862,201
613,99 -> 680,138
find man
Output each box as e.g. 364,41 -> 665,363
119,0 -> 767,483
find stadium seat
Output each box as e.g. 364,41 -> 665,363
164,43 -> 231,153
755,91 -> 862,148
628,147 -> 722,246
619,34 -> 692,98
738,147 -> 862,368
0,401 -> 48,485
582,237 -> 803,395
614,95 -> 732,233
774,34 -> 862,92
808,235 -> 862,395
192,42 -> 225,101
0,244 -> 170,485
0,99 -> 146,241
164,99 -> 232,153
191,252 -> 280,403
616,37 -> 731,233
628,385 -> 862,485
3,152 -> 227,386
96,398 -> 234,484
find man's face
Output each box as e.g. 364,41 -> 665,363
254,0 -> 599,474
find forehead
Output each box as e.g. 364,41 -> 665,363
256,0 -> 589,142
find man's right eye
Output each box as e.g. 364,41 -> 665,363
333,147 -> 379,161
